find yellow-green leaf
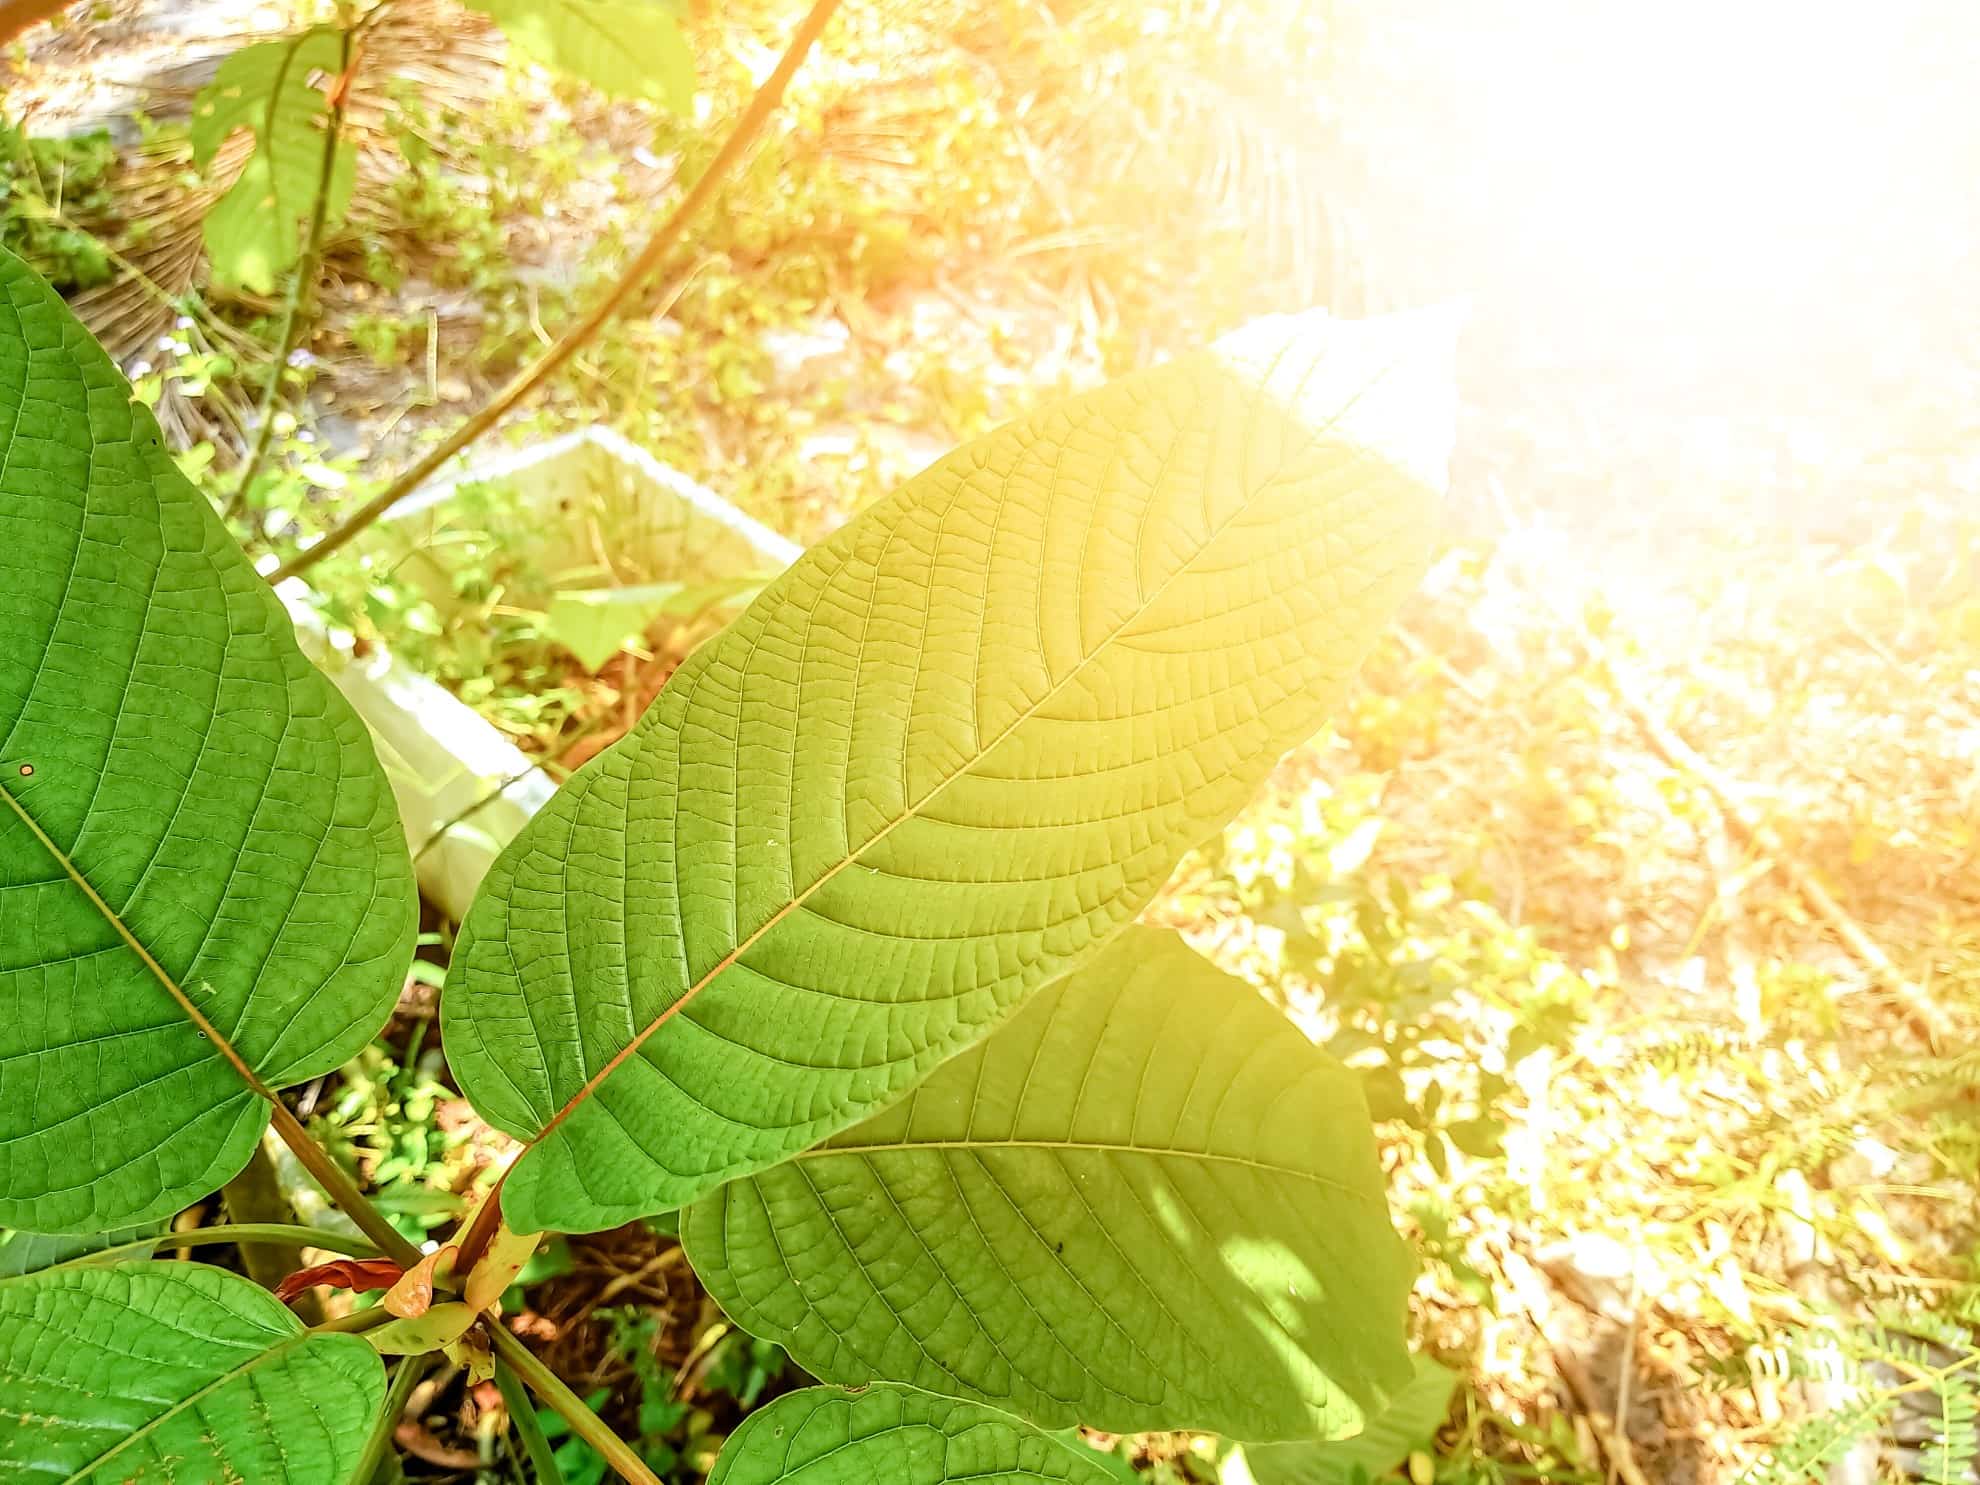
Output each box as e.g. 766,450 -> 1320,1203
443,308 -> 1455,1234
683,928 -> 1413,1441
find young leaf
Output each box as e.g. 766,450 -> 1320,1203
543,577 -> 760,673
0,1261 -> 384,1483
682,927 -> 1414,1442
707,1384 -> 1118,1485
469,0 -> 694,111
0,247 -> 416,1231
1235,1357 -> 1459,1484
443,308 -> 1456,1234
191,28 -> 356,292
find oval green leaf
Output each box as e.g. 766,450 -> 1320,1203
191,29 -> 357,294
0,1260 -> 385,1483
0,247 -> 416,1231
682,927 -> 1414,1442
443,308 -> 1455,1234
470,0 -> 694,111
707,1384 -> 1118,1485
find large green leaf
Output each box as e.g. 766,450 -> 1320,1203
469,0 -> 694,111
707,1384 -> 1118,1485
682,927 -> 1413,1442
191,28 -> 357,293
0,1260 -> 384,1482
443,308 -> 1455,1234
1235,1358 -> 1458,1485
0,247 -> 415,1231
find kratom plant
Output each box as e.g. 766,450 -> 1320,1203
0,227 -> 1455,1485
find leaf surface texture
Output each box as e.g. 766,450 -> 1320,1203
0,248 -> 415,1230
707,1384 -> 1117,1485
1238,1357 -> 1458,1483
443,309 -> 1454,1233
683,927 -> 1414,1441
0,1260 -> 384,1483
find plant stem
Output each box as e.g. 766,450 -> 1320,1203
487,1323 -> 660,1485
269,1100 -> 424,1268
223,1141 -> 321,1320
495,1356 -> 567,1485
49,1223 -> 383,1269
351,1353 -> 427,1482
268,0 -> 845,584
314,1303 -> 399,1334
450,1166 -> 508,1277
225,25 -> 354,529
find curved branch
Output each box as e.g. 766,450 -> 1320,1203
269,0 -> 844,584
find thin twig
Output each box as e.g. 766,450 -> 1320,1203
1506,1254 -> 1655,1485
496,1357 -> 568,1485
1592,643 -> 1951,1050
487,1323 -> 661,1485
412,709 -> 615,864
268,0 -> 846,584
268,1100 -> 424,1268
226,25 -> 355,527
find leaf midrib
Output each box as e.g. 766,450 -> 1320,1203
518,349 -> 1400,1158
796,1136 -> 1358,1196
0,786 -> 273,1102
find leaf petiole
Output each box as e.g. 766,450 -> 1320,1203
487,1322 -> 659,1485
47,1222 -> 382,1270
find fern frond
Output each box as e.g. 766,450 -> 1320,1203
1740,1394 -> 1892,1485
1923,1371 -> 1980,1485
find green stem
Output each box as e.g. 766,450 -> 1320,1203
225,24 -> 354,530
268,0 -> 845,584
487,1324 -> 659,1485
269,1100 -> 425,1269
351,1353 -> 427,1482
50,1223 -> 382,1271
224,1141 -> 321,1320
313,1302 -> 398,1335
496,1355 -> 566,1485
